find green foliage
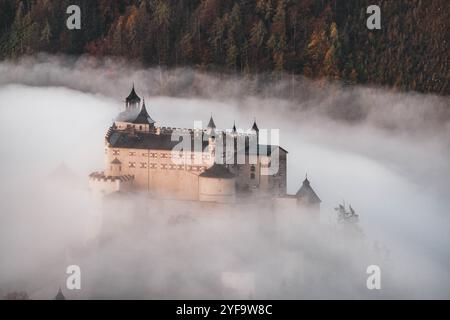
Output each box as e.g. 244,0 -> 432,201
0,0 -> 447,94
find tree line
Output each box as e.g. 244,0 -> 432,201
0,0 -> 448,95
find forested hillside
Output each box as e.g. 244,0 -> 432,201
0,0 -> 448,94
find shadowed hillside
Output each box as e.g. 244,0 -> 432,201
0,0 -> 448,95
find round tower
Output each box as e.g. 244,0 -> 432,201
199,163 -> 236,203
106,158 -> 122,177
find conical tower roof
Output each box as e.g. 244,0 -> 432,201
207,116 -> 216,129
251,119 -> 259,132
200,163 -> 235,179
54,287 -> 65,300
132,98 -> 155,125
296,175 -> 321,203
126,84 -> 141,102
232,121 -> 237,133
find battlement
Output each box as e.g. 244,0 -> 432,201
110,122 -> 257,137
89,171 -> 134,197
89,172 -> 134,183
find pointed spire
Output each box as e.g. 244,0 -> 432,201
251,118 -> 259,132
296,174 -> 321,203
54,287 -> 65,300
132,96 -> 155,125
232,121 -> 237,133
303,173 -> 310,186
207,115 -> 216,129
126,84 -> 141,103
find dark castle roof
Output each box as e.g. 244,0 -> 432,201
296,177 -> 321,203
132,99 -> 155,125
54,288 -> 65,300
207,116 -> 216,129
107,129 -> 209,151
126,85 -> 141,102
251,120 -> 259,132
200,163 -> 235,179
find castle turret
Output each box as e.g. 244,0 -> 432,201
296,175 -> 321,211
231,121 -> 237,137
207,115 -> 217,157
132,98 -> 155,131
199,163 -> 236,203
106,158 -> 122,177
125,84 -> 141,110
251,119 -> 259,133
249,119 -> 259,158
207,116 -> 216,134
231,121 -> 238,164
251,119 -> 259,143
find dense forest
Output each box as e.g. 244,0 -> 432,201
0,0 -> 448,95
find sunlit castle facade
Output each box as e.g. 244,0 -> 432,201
89,86 -> 321,209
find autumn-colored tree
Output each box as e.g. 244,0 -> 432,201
0,0 -> 447,94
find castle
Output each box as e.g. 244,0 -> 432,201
89,86 -> 321,211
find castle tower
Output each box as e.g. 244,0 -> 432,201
106,158 -> 122,177
199,163 -> 236,203
231,121 -> 238,165
296,175 -> 321,211
248,119 -> 259,162
131,98 -> 155,131
207,115 -> 217,158
231,121 -> 237,137
125,84 -> 141,110
251,119 -> 259,145
207,115 -> 216,135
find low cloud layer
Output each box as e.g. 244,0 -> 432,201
0,55 -> 449,299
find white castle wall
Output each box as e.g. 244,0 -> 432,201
104,142 -> 214,200
199,176 -> 236,203
88,172 -> 134,196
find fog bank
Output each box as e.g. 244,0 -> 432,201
0,56 -> 449,299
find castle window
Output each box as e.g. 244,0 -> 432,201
250,173 -> 255,179
129,162 -> 136,168
119,166 -> 121,171
113,149 -> 120,156
129,151 -> 136,156
251,165 -> 256,172
139,125 -> 142,130
140,162 -> 147,169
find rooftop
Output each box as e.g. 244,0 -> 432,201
296,177 -> 321,203
132,99 -> 155,125
126,85 -> 141,102
200,163 -> 235,179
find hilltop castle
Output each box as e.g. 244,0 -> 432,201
89,86 -> 321,211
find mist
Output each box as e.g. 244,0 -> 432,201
0,55 -> 449,299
